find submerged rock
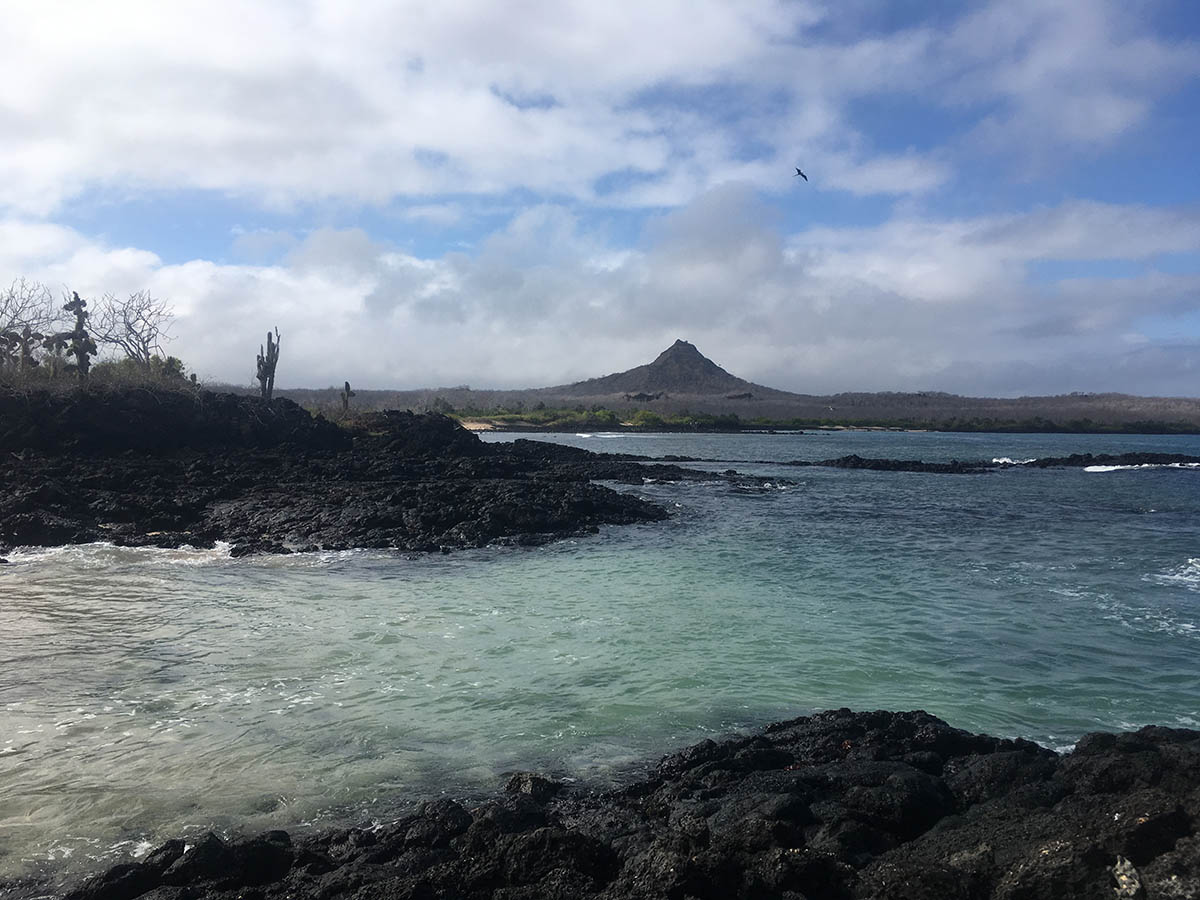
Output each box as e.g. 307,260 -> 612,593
45,709 -> 1200,900
782,452 -> 1200,475
802,454 -> 992,474
1022,452 -> 1200,469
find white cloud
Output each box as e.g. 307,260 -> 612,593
820,153 -> 952,197
20,0 -> 1193,214
941,0 -> 1200,160
2,2 -> 1197,398
0,0 -> 826,214
3,189 -> 1198,395
401,204 -> 464,227
230,228 -> 299,263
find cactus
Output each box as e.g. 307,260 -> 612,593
340,380 -> 356,414
42,292 -> 97,380
1,325 -> 45,370
255,327 -> 281,400
0,332 -> 15,370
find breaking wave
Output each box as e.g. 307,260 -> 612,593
2,541 -> 234,567
1084,463 -> 1200,473
1145,558 -> 1200,592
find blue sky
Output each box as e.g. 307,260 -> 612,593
3,0 -> 1199,395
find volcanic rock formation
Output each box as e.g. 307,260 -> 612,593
0,386 -> 770,556
550,339 -> 770,397
46,709 -> 1200,900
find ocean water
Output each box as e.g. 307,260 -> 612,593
3,430 -> 1200,891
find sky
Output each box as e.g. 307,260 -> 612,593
3,0 -> 1200,397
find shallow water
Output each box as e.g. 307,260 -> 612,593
3,430 -> 1200,889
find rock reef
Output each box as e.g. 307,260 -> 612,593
784,452 -> 1200,475
47,709 -> 1200,900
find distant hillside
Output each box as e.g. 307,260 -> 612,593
258,339 -> 1200,432
547,339 -> 770,397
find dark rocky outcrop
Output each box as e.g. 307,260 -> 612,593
47,709 -> 1200,900
1020,452 -> 1200,469
0,386 -> 769,557
800,455 -> 993,474
348,408 -> 487,458
0,385 -> 349,454
780,452 -> 1200,475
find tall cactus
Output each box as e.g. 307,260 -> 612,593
340,380 -> 356,414
256,327 -> 281,400
1,325 -> 45,370
42,292 -> 97,380
15,325 -> 45,369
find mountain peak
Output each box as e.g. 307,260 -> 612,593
553,339 -> 756,396
642,340 -> 741,391
654,339 -> 703,361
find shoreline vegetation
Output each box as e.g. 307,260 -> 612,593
277,389 -> 1200,435
449,409 -> 1200,435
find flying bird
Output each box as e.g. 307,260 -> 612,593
794,167 -> 808,181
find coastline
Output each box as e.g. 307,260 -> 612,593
457,420 -> 924,434
6,387 -> 1200,898
458,418 -> 1200,435
0,388 -> 777,558
6,385 -> 1200,556
24,708 -> 1198,900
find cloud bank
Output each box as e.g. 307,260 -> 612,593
4,185 -> 1198,396
2,0 -> 1198,396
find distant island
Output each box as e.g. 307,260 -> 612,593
268,340 -> 1200,434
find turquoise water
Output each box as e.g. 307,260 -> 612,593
3,431 -> 1200,888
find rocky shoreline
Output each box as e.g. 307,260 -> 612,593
19,709 -> 1196,900
5,386 -> 1198,558
0,387 -> 773,558
6,387 -> 1199,898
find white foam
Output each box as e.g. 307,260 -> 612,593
1099,582 -> 1200,637
1085,462 -> 1200,473
3,541 -> 234,567
1145,558 -> 1200,592
991,457 -> 1036,465
243,547 -> 391,569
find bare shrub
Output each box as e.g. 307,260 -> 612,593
93,290 -> 174,369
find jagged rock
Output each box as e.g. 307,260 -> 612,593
782,452 -> 1200,475
1023,452 -> 1200,468
506,773 -> 564,804
44,710 -> 1200,900
801,455 -> 991,474
0,387 -> 737,556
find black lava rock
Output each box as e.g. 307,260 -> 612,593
43,710 -> 1200,900
0,387 -> 777,556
